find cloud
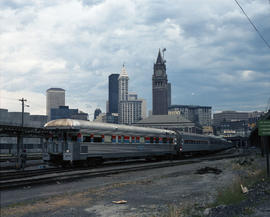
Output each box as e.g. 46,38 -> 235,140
0,0 -> 269,116
0,90 -> 46,115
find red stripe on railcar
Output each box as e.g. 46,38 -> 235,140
112,135 -> 116,143
77,133 -> 82,142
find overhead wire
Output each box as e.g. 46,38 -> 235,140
233,0 -> 270,49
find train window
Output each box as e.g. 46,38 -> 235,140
93,137 -> 102,143
169,138 -> 173,144
124,136 -> 130,143
162,138 -> 167,143
111,135 -> 116,143
70,135 -> 77,142
80,146 -> 88,153
184,140 -> 195,144
118,136 -> 122,143
150,137 -> 154,143
83,136 -> 91,142
104,135 -> 111,143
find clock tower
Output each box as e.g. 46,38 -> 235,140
152,49 -> 168,115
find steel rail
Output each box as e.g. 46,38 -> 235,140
0,168 -> 75,181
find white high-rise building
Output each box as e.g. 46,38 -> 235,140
118,65 -> 145,125
141,98 -> 147,119
46,88 -> 65,121
119,100 -> 142,125
118,65 -> 129,101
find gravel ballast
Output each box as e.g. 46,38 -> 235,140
1,151 -> 268,217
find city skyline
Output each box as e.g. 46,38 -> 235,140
1,0 -> 270,118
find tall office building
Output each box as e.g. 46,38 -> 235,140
46,88 -> 65,121
119,93 -> 143,125
118,65 -> 129,102
118,65 -> 129,124
108,74 -> 119,114
118,65 -> 144,125
152,49 -> 168,115
141,99 -> 147,119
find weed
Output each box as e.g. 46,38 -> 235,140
167,205 -> 178,217
243,207 -> 254,215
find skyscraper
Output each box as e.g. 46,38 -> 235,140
108,74 -> 119,114
118,65 -> 129,102
152,49 -> 168,115
118,65 -> 144,125
118,65 -> 129,124
46,88 -> 65,121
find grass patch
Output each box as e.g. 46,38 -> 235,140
242,207 -> 255,215
160,203 -> 205,217
212,167 -> 267,207
166,205 -> 179,217
214,177 -> 246,206
161,157 -> 269,217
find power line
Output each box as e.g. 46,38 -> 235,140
234,0 -> 270,49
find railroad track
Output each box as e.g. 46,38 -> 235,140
0,155 -> 42,162
0,159 -> 150,181
0,152 -> 247,190
0,168 -> 75,181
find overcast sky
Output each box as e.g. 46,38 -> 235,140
0,0 -> 269,118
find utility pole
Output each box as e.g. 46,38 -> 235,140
19,98 -> 27,128
17,98 -> 27,168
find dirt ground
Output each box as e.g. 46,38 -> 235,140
1,150 -> 269,217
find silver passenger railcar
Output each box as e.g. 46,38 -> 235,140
43,119 -> 178,166
179,133 -> 232,153
43,119 -> 233,166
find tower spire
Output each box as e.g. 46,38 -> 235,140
120,63 -> 128,77
156,48 -> 163,64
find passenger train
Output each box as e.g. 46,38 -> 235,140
43,119 -> 233,166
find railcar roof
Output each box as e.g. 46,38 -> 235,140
178,132 -> 229,141
44,119 -> 176,136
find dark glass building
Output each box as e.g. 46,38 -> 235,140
51,106 -> 88,121
108,74 -> 119,114
94,108 -> 102,120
